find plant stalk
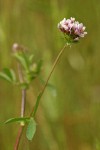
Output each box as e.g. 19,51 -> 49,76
31,44 -> 67,117
14,126 -> 24,150
21,89 -> 26,117
14,63 -> 26,150
14,43 -> 67,149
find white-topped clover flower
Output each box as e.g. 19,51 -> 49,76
58,17 -> 87,43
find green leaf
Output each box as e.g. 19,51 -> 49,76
29,60 -> 42,76
9,69 -> 16,82
14,52 -> 30,71
36,60 -> 43,74
26,117 -> 36,141
0,68 -> 16,83
25,71 -> 37,83
4,117 -> 30,125
29,54 -> 34,64
0,72 -> 12,82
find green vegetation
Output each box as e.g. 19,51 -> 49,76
0,0 -> 100,149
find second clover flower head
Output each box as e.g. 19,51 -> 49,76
58,17 -> 87,43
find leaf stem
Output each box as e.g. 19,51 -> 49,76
31,44 -> 67,117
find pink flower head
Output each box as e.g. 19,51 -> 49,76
58,17 -> 87,42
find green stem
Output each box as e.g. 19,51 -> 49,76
31,44 -> 67,117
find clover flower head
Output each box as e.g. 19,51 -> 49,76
58,17 -> 87,43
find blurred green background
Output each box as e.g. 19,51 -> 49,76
0,0 -> 100,150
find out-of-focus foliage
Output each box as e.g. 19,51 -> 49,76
0,0 -> 100,150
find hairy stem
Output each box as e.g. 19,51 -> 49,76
14,64 -> 26,150
21,89 -> 26,117
14,126 -> 24,150
31,44 -> 67,117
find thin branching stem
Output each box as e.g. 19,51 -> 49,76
31,43 -> 67,117
14,43 -> 67,149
